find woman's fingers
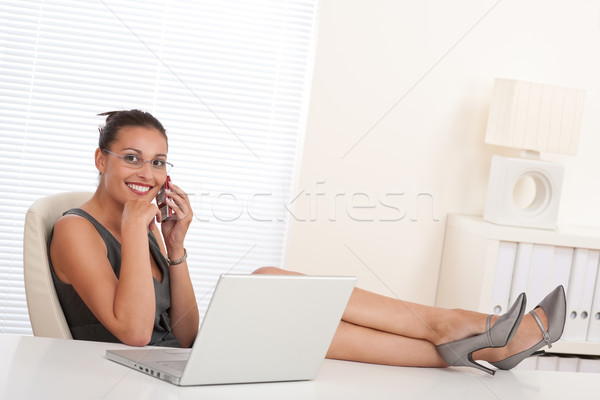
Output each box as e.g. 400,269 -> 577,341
124,199 -> 160,225
165,182 -> 192,221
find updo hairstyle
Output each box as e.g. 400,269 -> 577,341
98,109 -> 168,150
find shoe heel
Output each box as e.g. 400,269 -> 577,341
437,345 -> 496,375
436,293 -> 526,375
467,354 -> 495,376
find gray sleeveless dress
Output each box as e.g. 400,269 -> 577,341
48,208 -> 181,347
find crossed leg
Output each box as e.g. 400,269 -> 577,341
253,266 -> 548,368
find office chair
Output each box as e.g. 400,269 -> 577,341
23,191 -> 92,339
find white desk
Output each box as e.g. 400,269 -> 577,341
0,334 -> 598,399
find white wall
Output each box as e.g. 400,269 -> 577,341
283,0 -> 600,305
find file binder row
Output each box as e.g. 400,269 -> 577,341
490,242 -> 600,342
513,354 -> 600,373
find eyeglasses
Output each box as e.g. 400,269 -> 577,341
101,149 -> 173,172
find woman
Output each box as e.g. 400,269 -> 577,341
49,110 -> 198,348
49,109 -> 566,374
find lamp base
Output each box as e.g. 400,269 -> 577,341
483,155 -> 564,230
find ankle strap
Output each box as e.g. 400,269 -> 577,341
530,310 -> 551,349
485,314 -> 493,345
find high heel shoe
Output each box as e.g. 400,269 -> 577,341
490,285 -> 566,371
436,292 -> 527,375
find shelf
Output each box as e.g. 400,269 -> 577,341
550,340 -> 600,356
447,214 -> 600,250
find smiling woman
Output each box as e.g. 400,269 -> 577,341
45,110 -> 568,374
48,110 -> 199,348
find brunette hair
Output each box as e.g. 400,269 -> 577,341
97,109 -> 168,150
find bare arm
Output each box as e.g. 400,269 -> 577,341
167,255 -> 199,347
50,201 -> 161,346
156,182 -> 199,347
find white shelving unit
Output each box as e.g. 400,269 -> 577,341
435,214 -> 600,356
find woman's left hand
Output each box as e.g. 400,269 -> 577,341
159,180 -> 193,254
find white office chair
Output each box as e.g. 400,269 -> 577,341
23,191 -> 92,339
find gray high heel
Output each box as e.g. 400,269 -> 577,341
436,292 -> 527,375
490,285 -> 566,371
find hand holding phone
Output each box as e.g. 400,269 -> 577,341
156,176 -> 174,222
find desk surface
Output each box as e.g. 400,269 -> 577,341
1,334 -> 598,400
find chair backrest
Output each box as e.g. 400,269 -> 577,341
23,191 -> 93,339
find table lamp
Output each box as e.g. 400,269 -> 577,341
483,78 -> 586,229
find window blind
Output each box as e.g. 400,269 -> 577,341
0,0 -> 318,334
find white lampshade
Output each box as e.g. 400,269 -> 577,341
485,79 -> 586,155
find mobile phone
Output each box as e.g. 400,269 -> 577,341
156,176 -> 174,222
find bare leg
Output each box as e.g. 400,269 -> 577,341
343,287 -> 490,346
254,267 -> 490,346
327,321 -> 446,367
253,267 -> 549,367
343,286 -> 552,363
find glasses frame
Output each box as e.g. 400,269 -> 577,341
101,148 -> 173,172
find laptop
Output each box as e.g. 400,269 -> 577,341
106,274 -> 356,386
